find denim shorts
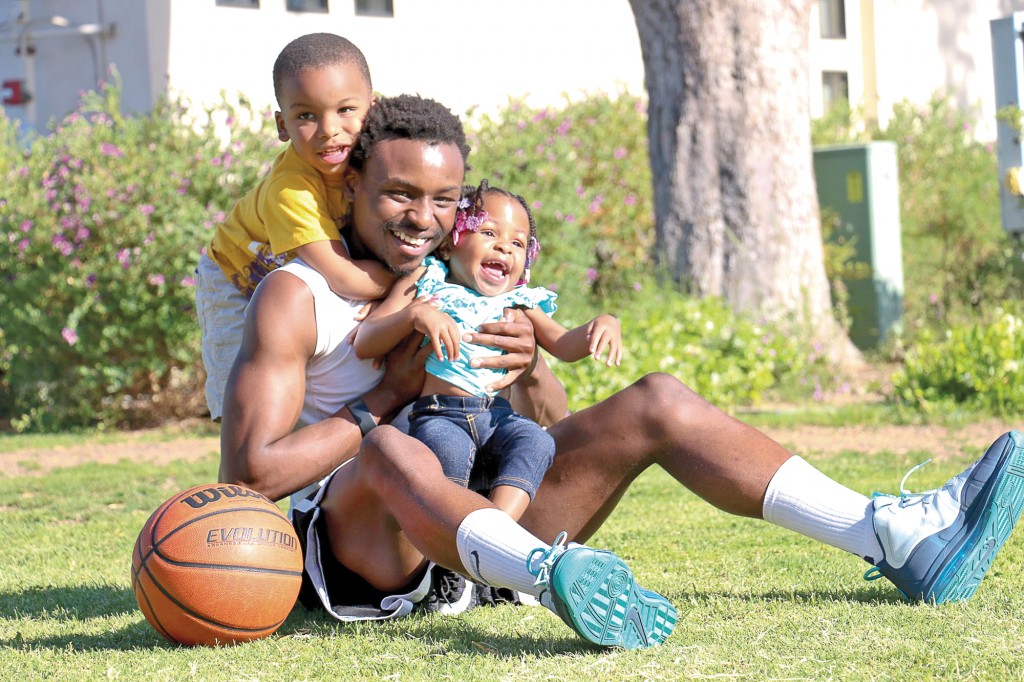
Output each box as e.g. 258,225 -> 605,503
408,394 -> 555,499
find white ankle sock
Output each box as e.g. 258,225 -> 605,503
762,456 -> 883,563
455,507 -> 548,597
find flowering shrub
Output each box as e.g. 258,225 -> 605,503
549,283 -> 817,411
0,76 -> 280,430
891,306 -> 1024,415
813,95 -> 1022,338
465,93 -> 655,300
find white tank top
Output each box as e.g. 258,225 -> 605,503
268,259 -> 384,429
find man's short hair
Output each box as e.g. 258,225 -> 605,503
273,33 -> 371,105
348,94 -> 470,173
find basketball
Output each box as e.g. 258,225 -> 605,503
131,483 -> 304,646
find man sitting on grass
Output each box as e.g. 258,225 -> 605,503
219,93 -> 1024,649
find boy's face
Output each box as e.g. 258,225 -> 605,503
274,62 -> 372,186
343,138 -> 464,276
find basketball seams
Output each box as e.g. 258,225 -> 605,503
132,483 -> 303,646
149,505 -> 298,570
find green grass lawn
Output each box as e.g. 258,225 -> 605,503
2,437 -> 1022,680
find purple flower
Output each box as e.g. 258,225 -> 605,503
589,195 -> 604,213
76,227 -> 90,241
564,214 -> 575,223
614,147 -> 627,159
148,273 -> 165,286
62,327 -> 79,346
17,238 -> 29,252
100,142 -> 124,158
575,185 -> 586,198
633,282 -> 642,291
19,220 -> 32,232
86,273 -> 97,287
532,201 -> 542,209
180,275 -> 196,287
586,268 -> 598,284
556,119 -> 571,136
117,248 -> 130,265
140,204 -> 155,216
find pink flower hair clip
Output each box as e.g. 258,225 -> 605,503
452,197 -> 487,247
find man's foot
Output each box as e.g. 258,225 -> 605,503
528,532 -> 677,649
418,564 -> 477,615
866,430 -> 1024,603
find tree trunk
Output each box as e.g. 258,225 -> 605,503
629,0 -> 857,360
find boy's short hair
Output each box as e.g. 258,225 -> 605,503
273,33 -> 371,104
348,94 -> 470,173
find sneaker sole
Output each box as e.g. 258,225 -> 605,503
929,430 -> 1024,603
549,547 -> 677,648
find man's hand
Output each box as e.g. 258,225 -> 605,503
463,307 -> 537,393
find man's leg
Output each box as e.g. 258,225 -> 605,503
524,373 -> 1024,603
319,425 -> 677,647
522,373 -> 797,542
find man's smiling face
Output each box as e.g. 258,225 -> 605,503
344,137 -> 465,276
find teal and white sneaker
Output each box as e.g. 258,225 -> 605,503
865,430 -> 1024,603
528,532 -> 677,649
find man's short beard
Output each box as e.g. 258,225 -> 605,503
388,263 -> 419,278
380,217 -> 442,277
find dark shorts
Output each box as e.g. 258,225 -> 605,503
291,468 -> 433,621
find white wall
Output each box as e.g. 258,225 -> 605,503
1,0 -> 1021,141
872,0 -> 1024,138
164,0 -> 645,119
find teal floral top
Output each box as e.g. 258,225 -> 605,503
415,256 -> 558,397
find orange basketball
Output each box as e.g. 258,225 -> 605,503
131,483 -> 303,646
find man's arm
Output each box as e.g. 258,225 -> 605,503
466,307 -> 570,427
218,272 -> 424,501
506,351 -> 569,427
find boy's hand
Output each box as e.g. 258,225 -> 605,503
588,314 -> 622,367
411,299 -> 460,362
465,308 -> 536,392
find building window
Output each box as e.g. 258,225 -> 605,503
819,0 -> 846,39
288,0 -> 328,11
822,71 -> 849,112
216,0 -> 259,7
355,0 -> 393,17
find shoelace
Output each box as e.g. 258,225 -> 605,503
864,459 -> 934,584
433,567 -> 465,603
526,531 -> 568,587
871,458 -> 934,507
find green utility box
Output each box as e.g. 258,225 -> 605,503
812,142 -> 904,350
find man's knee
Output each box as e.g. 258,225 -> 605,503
359,425 -> 444,486
626,372 -> 718,432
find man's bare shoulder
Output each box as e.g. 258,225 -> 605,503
246,269 -> 317,355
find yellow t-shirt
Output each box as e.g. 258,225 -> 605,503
208,144 -> 347,297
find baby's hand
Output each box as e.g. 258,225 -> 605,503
587,314 -> 622,367
411,301 -> 460,363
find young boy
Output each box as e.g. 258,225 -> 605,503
195,33 -> 394,421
